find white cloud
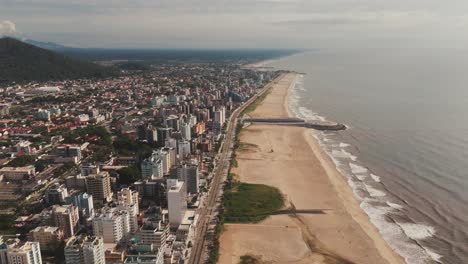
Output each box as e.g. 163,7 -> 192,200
0,20 -> 17,35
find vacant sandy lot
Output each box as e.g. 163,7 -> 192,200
218,73 -> 403,264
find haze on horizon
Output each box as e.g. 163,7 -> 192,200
1,0 -> 468,49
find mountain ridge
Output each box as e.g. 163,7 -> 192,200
0,37 -> 116,83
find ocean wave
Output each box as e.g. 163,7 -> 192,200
340,142 -> 351,148
288,76 -> 441,263
370,173 -> 381,182
360,199 -> 437,264
331,149 -> 357,161
398,223 -> 436,240
365,184 -> 386,197
387,201 -> 404,210
350,163 -> 368,174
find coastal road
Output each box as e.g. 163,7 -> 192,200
188,73 -> 286,264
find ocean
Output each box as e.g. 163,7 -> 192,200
268,49 -> 468,264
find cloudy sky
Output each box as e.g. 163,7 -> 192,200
1,0 -> 468,49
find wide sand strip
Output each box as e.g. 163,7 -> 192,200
219,73 -> 403,264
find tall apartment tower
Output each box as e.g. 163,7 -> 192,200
6,242 -> 42,264
64,235 -> 105,264
177,141 -> 191,160
68,192 -> 94,219
180,122 -> 192,141
167,179 -> 187,227
170,163 -> 199,194
51,204 -> 79,239
117,188 -> 140,234
117,188 -> 139,209
85,172 -> 112,204
141,155 -> 163,179
92,208 -> 131,243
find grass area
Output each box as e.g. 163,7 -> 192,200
237,142 -> 258,152
239,255 -> 262,264
223,182 -> 284,223
240,89 -> 272,116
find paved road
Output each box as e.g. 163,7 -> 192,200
187,73 -> 285,264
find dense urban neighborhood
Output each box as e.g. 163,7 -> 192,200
0,61 -> 280,264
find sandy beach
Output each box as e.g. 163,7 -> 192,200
218,73 -> 404,264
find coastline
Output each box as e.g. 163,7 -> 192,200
219,72 -> 404,264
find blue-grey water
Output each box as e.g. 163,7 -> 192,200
269,49 -> 468,264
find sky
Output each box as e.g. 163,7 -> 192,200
1,0 -> 468,49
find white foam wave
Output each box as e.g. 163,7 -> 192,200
356,174 -> 366,181
331,149 -> 357,161
342,149 -> 357,161
424,247 -> 443,263
339,142 -> 350,148
350,163 -> 368,174
361,199 -> 437,264
297,106 -> 326,121
370,173 -> 381,182
365,184 -> 386,197
387,201 -> 404,210
398,223 -> 436,240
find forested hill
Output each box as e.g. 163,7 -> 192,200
0,37 -> 116,83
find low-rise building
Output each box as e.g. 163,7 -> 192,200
0,166 -> 36,181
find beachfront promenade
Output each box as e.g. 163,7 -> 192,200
187,73 -> 286,264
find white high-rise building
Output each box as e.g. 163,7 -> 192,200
116,188 -> 139,234
141,155 -> 164,179
64,235 -> 105,264
214,106 -> 226,125
92,208 -> 131,243
177,141 -> 191,160
167,179 -> 187,227
6,242 -> 42,264
170,163 -> 199,194
188,114 -> 197,127
154,149 -> 171,175
180,122 -> 191,141
117,188 -> 139,209
135,221 -> 169,248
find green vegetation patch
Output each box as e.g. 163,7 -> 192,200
63,126 -> 111,145
0,214 -> 17,234
241,88 -> 271,116
223,182 -> 284,223
237,142 -> 258,152
9,155 -> 36,167
239,255 -> 262,264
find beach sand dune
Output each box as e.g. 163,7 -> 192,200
219,73 -> 403,264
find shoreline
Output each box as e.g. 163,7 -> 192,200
286,74 -> 404,264
219,72 -> 404,264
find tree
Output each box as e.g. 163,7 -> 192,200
34,160 -> 47,172
9,155 -> 36,167
117,166 -> 141,185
